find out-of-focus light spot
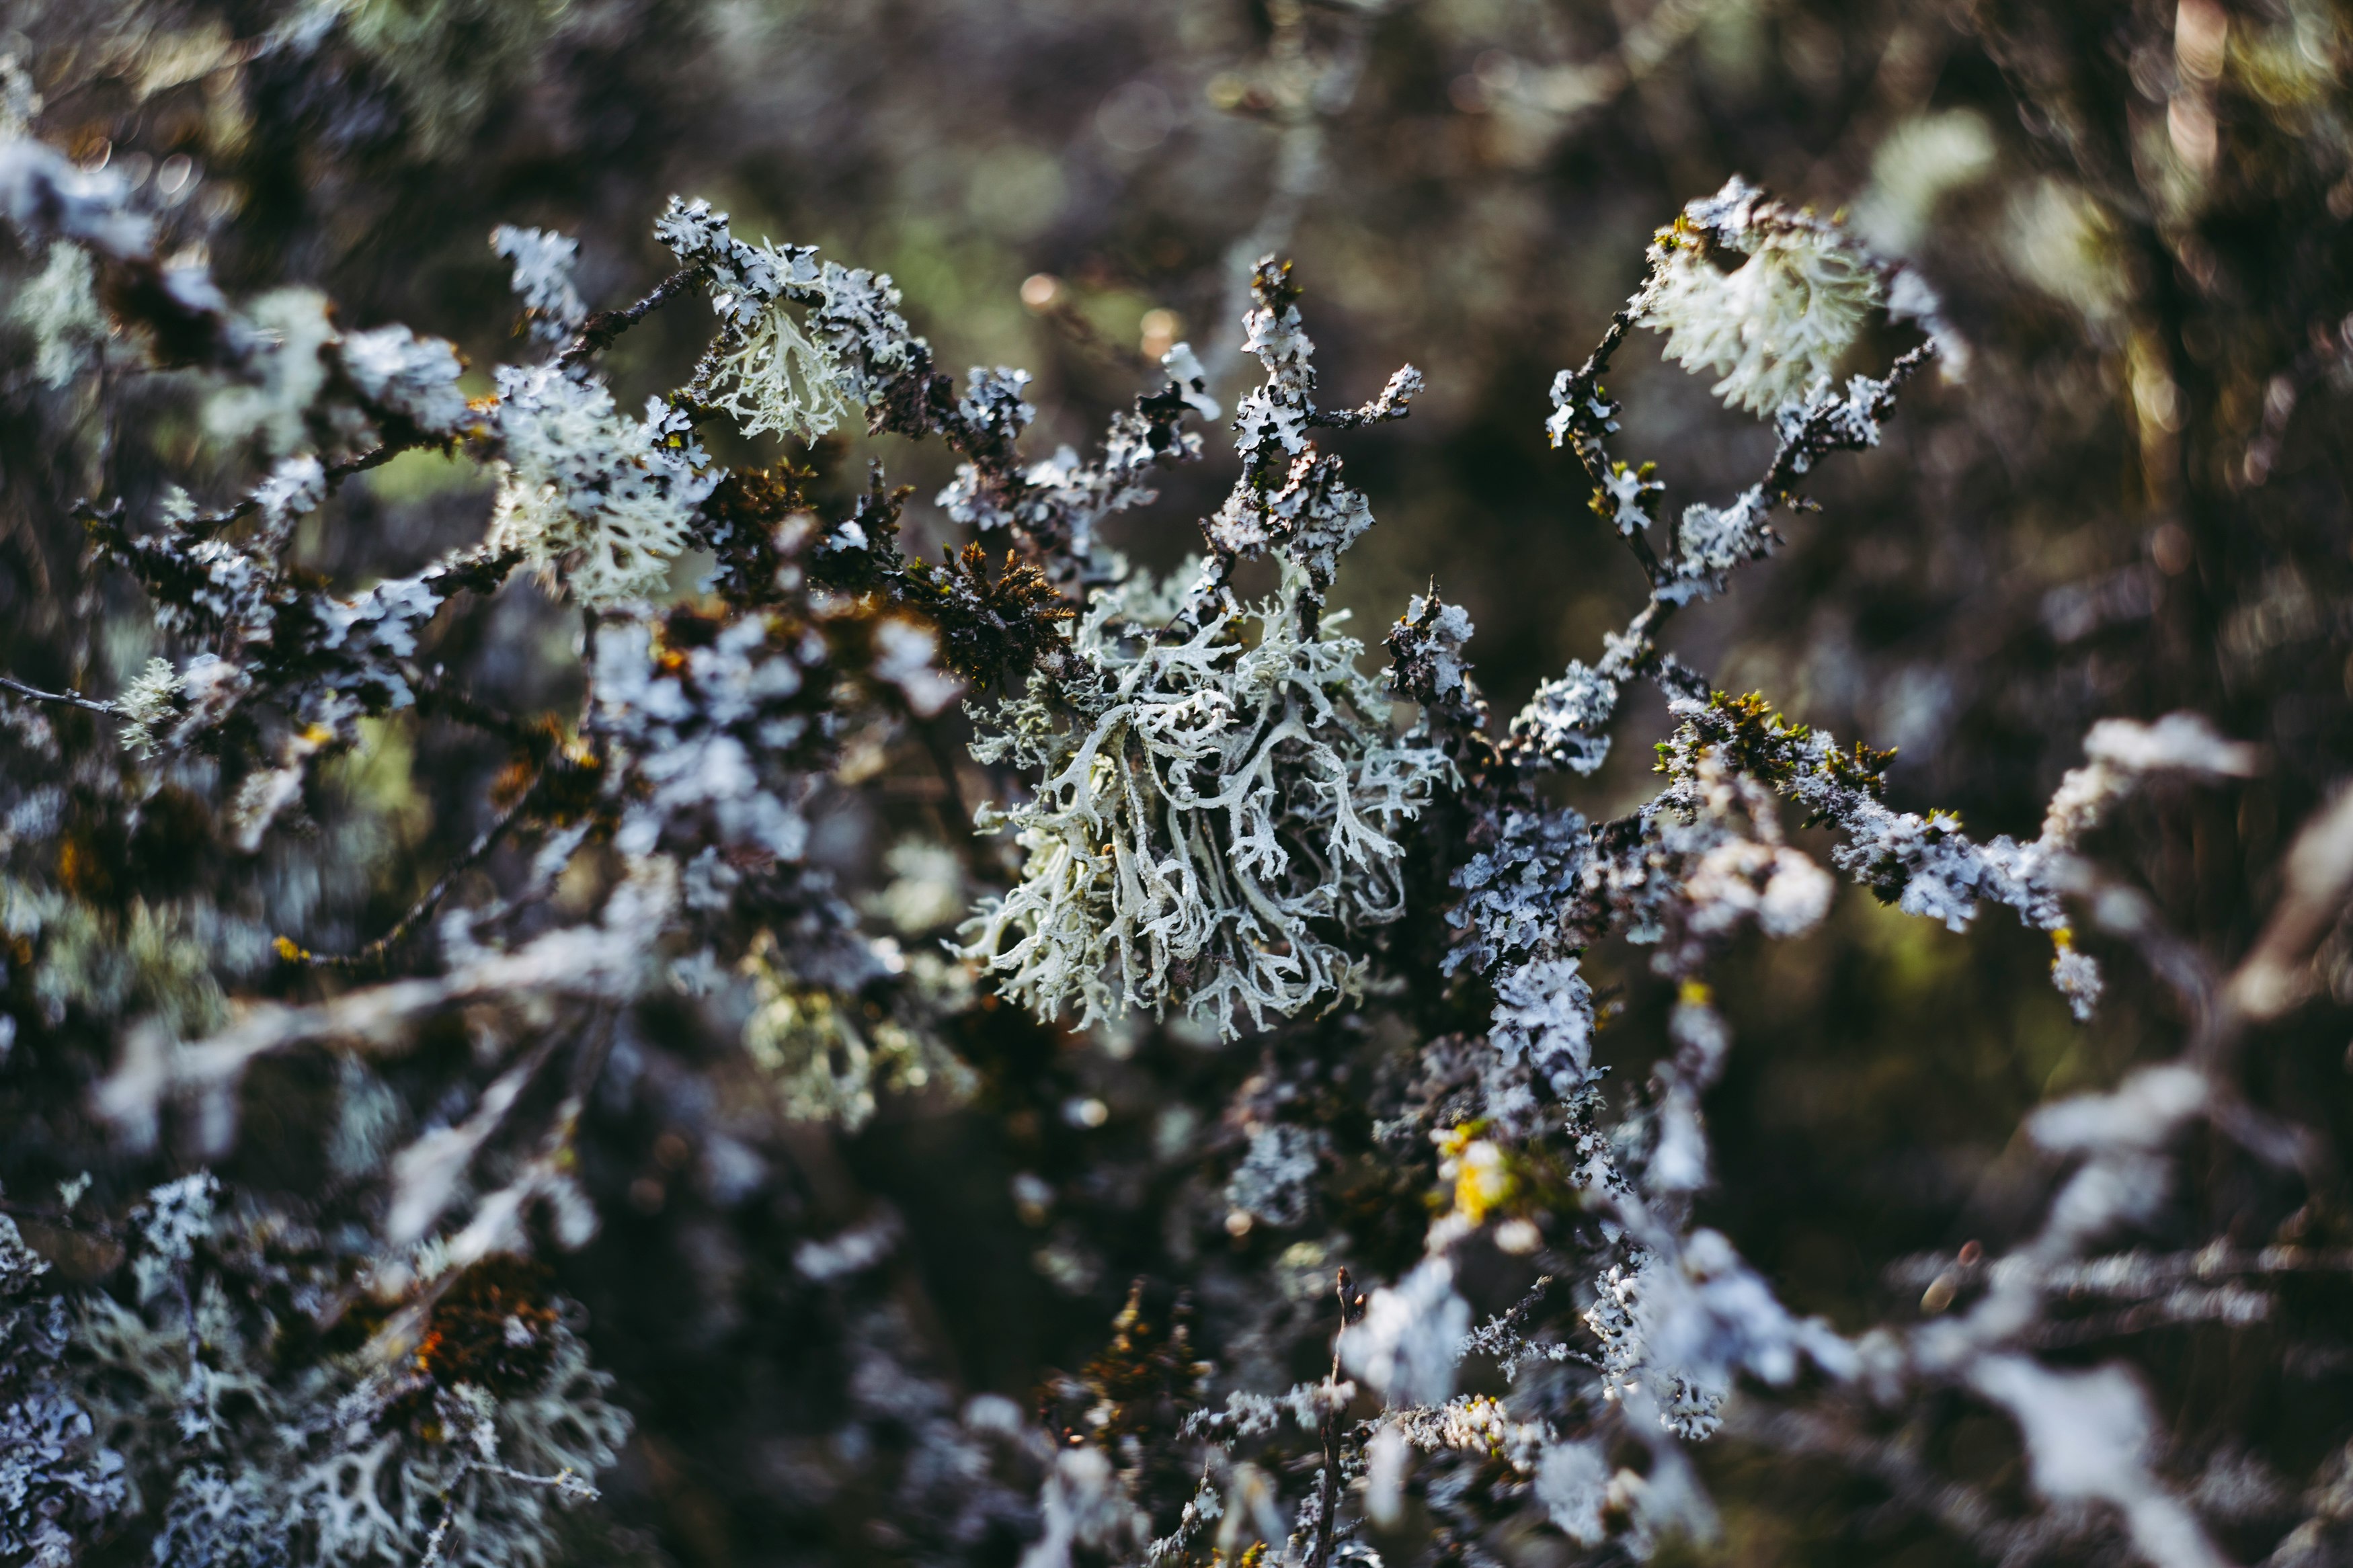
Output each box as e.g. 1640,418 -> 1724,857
1494,1218 -> 1541,1254
2175,0 -> 2229,81
1139,307 -> 1181,360
1098,80 -> 1173,153
2151,522 -> 2194,576
2169,93 -> 2218,173
1473,50 -> 1519,93
1011,1171 -> 1053,1225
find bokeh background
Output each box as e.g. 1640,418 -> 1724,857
4,1 -> 2351,1563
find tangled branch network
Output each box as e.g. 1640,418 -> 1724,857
1,122 -> 2344,1568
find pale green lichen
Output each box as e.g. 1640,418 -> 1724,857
9,239 -> 107,388
116,659 -> 182,757
959,560 -> 1451,1038
698,279 -> 858,442
1640,190 -> 1884,416
742,942 -> 974,1128
3,884 -> 240,1044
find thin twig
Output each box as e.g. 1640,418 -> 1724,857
1308,1268 -> 1360,1568
1548,305 -> 1661,586
0,1195 -> 122,1240
554,265 -> 702,372
914,718 -> 975,839
1515,326 -> 1940,772
98,263 -> 699,548
407,669 -> 552,749
301,763 -> 550,971
0,673 -> 117,715
416,1509 -> 454,1568
184,440 -> 426,540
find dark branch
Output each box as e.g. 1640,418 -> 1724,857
407,669 -> 553,751
299,764 -> 549,972
165,440 -> 430,541
554,265 -> 703,372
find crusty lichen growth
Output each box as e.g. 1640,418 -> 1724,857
742,942 -> 976,1128
487,366 -> 717,608
959,560 -> 1451,1038
73,1189 -> 627,1568
655,198 -> 918,444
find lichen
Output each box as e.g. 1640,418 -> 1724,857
487,367 -> 716,608
1638,178 -> 1885,416
959,559 -> 1450,1037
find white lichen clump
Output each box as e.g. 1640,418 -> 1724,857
1638,178 -> 1884,415
959,561 -> 1450,1038
490,224 -> 588,343
488,366 -> 717,608
114,658 -> 183,757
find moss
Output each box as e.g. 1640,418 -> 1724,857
902,544 -> 1074,688
409,1255 -> 561,1405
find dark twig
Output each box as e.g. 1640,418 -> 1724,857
184,439 -> 433,540
91,264 -> 700,545
407,669 -> 553,751
300,763 -> 550,971
1507,320 -> 1939,779
1759,341 -> 1936,501
914,714 -> 999,885
160,265 -> 702,547
0,1194 -> 123,1241
1546,306 -> 1661,585
554,265 -> 702,372
1308,1268 -> 1363,1568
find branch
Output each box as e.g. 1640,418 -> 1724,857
2225,786 -> 2353,1026
1308,1269 -> 1363,1568
297,761 -> 551,972
406,669 -> 553,749
0,673 -> 117,715
553,265 -> 701,372
1760,341 -> 1937,502
417,1508 -> 456,1568
1554,306 -> 1638,408
1546,306 -> 1661,587
182,438 -> 428,540
1506,327 -> 1939,776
